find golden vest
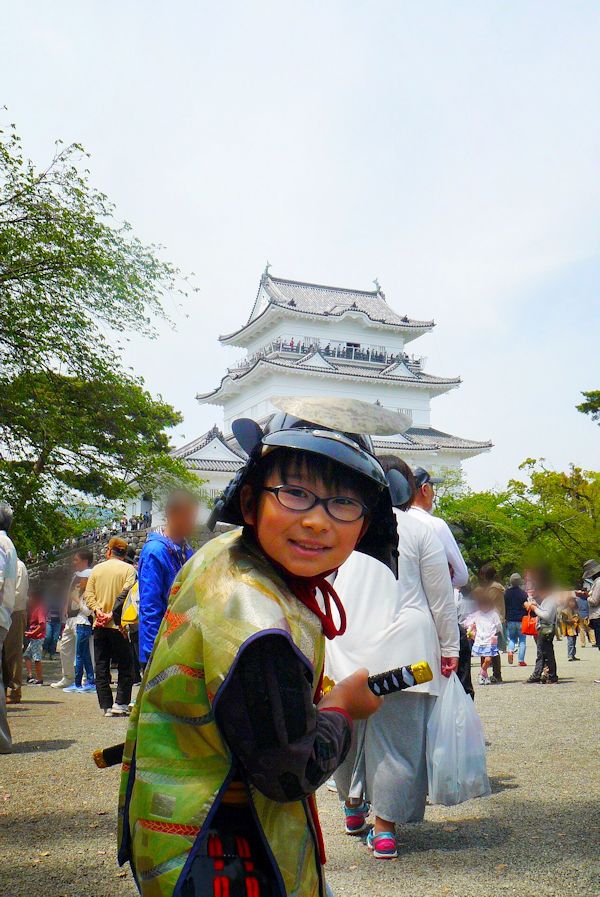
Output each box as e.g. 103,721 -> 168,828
118,529 -> 326,897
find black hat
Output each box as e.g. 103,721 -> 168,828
208,397 -> 411,576
413,466 -> 444,489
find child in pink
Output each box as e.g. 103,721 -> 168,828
23,590 -> 47,685
465,588 -> 503,685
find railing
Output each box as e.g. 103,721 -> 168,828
230,336 -> 424,372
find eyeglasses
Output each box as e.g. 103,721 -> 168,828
262,485 -> 369,522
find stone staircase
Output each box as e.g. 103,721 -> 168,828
27,524 -> 233,586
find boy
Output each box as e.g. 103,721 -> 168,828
525,576 -> 558,684
117,398 -> 403,897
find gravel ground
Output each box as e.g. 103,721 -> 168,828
2,642 -> 600,897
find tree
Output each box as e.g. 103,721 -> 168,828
577,390 -> 600,424
0,120 -> 193,381
437,459 -> 600,584
0,119 -> 199,554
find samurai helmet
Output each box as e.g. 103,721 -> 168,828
208,396 -> 412,576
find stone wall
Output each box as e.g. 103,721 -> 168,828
28,524 -> 234,587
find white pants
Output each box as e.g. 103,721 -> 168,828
58,618 -> 77,682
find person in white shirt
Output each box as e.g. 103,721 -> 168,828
0,502 -> 18,753
63,565 -> 96,694
328,457 -> 459,860
408,467 -> 474,696
2,558 -> 29,704
51,549 -> 94,689
408,467 -> 469,588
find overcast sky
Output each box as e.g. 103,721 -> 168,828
3,1 -> 599,489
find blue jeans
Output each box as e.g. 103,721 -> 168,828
506,620 -> 526,663
567,634 -> 577,660
74,625 -> 95,687
43,620 -> 62,656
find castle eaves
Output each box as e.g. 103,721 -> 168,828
196,357 -> 460,402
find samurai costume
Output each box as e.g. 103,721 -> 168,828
117,398 -> 406,897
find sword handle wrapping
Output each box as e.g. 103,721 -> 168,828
367,661 -> 432,696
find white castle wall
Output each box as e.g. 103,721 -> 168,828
218,369 -> 433,435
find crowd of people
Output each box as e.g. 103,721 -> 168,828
25,511 -> 153,565
0,493 -> 197,748
1,398 -> 599,897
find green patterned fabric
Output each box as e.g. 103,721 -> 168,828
118,528 -> 325,897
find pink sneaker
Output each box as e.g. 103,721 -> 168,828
344,801 -> 370,835
367,829 -> 398,859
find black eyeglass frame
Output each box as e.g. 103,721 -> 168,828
262,485 -> 370,522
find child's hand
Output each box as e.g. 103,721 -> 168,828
318,668 -> 382,720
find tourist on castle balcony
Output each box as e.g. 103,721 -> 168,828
137,490 -> 198,666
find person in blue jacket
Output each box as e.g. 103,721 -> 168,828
137,490 -> 199,665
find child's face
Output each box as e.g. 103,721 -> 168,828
242,464 -> 368,577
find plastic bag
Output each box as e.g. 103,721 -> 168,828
426,672 -> 491,806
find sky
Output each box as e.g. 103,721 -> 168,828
2,1 -> 599,490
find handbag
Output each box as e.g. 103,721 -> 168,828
521,611 -> 537,636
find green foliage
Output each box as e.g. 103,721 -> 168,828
438,460 -> 600,585
0,120 -> 194,381
0,119 -> 200,555
577,390 -> 600,424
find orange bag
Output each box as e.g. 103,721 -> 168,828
521,612 -> 537,636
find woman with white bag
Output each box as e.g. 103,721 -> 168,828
327,456 -> 460,860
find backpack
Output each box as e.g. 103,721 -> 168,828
121,581 -> 139,625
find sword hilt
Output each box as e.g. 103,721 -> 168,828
367,661 -> 432,696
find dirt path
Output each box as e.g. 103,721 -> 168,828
2,645 -> 600,897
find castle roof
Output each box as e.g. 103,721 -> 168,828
374,427 -> 492,453
220,273 -> 434,345
172,426 -> 246,463
177,424 -> 492,474
197,355 -> 460,404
